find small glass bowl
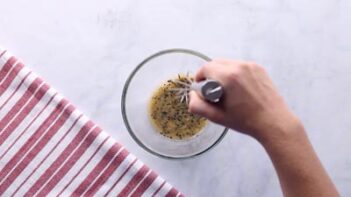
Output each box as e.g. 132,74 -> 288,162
121,49 -> 228,159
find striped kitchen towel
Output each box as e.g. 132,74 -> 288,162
0,48 -> 182,197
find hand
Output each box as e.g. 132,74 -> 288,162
188,59 -> 301,142
188,59 -> 339,197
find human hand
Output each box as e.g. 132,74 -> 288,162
188,59 -> 339,197
188,59 -> 301,142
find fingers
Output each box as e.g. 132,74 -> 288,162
213,59 -> 246,65
188,91 -> 223,123
195,59 -> 242,82
195,63 -> 209,82
195,62 -> 221,82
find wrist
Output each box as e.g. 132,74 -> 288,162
255,115 -> 306,149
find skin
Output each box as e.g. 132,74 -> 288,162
188,59 -> 339,197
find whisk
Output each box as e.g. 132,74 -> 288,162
169,73 -> 223,104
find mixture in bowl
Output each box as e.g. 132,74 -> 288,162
148,75 -> 207,140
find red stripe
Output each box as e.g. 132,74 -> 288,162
0,83 -> 49,146
23,120 -> 95,196
0,98 -> 68,183
117,165 -> 150,197
56,136 -> 110,196
84,149 -> 130,196
0,104 -> 74,193
0,71 -> 32,111
103,158 -> 138,197
11,113 -> 82,197
165,187 -> 179,197
0,56 -> 17,81
130,171 -> 158,197
71,143 -> 123,196
36,127 -> 104,196
151,180 -> 166,197
0,92 -> 57,161
0,62 -> 24,96
0,78 -> 43,133
0,50 -> 6,58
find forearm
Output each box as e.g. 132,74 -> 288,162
260,121 -> 339,197
189,60 -> 339,196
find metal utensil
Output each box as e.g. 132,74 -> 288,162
192,79 -> 223,103
169,74 -> 223,104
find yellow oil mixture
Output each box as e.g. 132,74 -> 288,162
148,75 -> 207,140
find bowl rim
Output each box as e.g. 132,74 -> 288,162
121,48 -> 228,159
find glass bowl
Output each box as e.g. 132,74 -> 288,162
121,49 -> 228,159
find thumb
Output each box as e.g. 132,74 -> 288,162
188,91 -> 223,122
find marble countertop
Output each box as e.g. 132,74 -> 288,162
1,0 -> 351,196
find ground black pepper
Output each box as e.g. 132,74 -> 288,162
148,75 -> 207,140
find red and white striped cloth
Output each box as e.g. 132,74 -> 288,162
0,48 -> 182,197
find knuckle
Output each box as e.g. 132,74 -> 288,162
249,62 -> 263,70
240,62 -> 261,71
228,70 -> 240,81
246,62 -> 257,69
203,62 -> 214,71
256,64 -> 266,72
237,62 -> 250,73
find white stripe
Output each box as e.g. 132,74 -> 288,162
0,87 -> 56,153
52,137 -> 115,196
0,102 -> 71,187
155,182 -> 173,197
12,115 -> 89,196
0,54 -> 7,68
80,146 -> 126,196
56,137 -> 116,196
3,108 -> 80,196
0,48 -> 5,56
31,125 -> 98,196
94,153 -> 137,196
141,176 -> 165,197
0,66 -> 31,106
0,60 -> 20,84
0,51 -> 12,68
0,52 -> 178,196
0,93 -> 63,164
47,131 -> 111,196
0,82 -> 46,135
106,160 -> 144,197
40,127 -> 108,196
128,169 -> 152,197
0,73 -> 37,120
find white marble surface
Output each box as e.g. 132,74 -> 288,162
1,0 -> 351,196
